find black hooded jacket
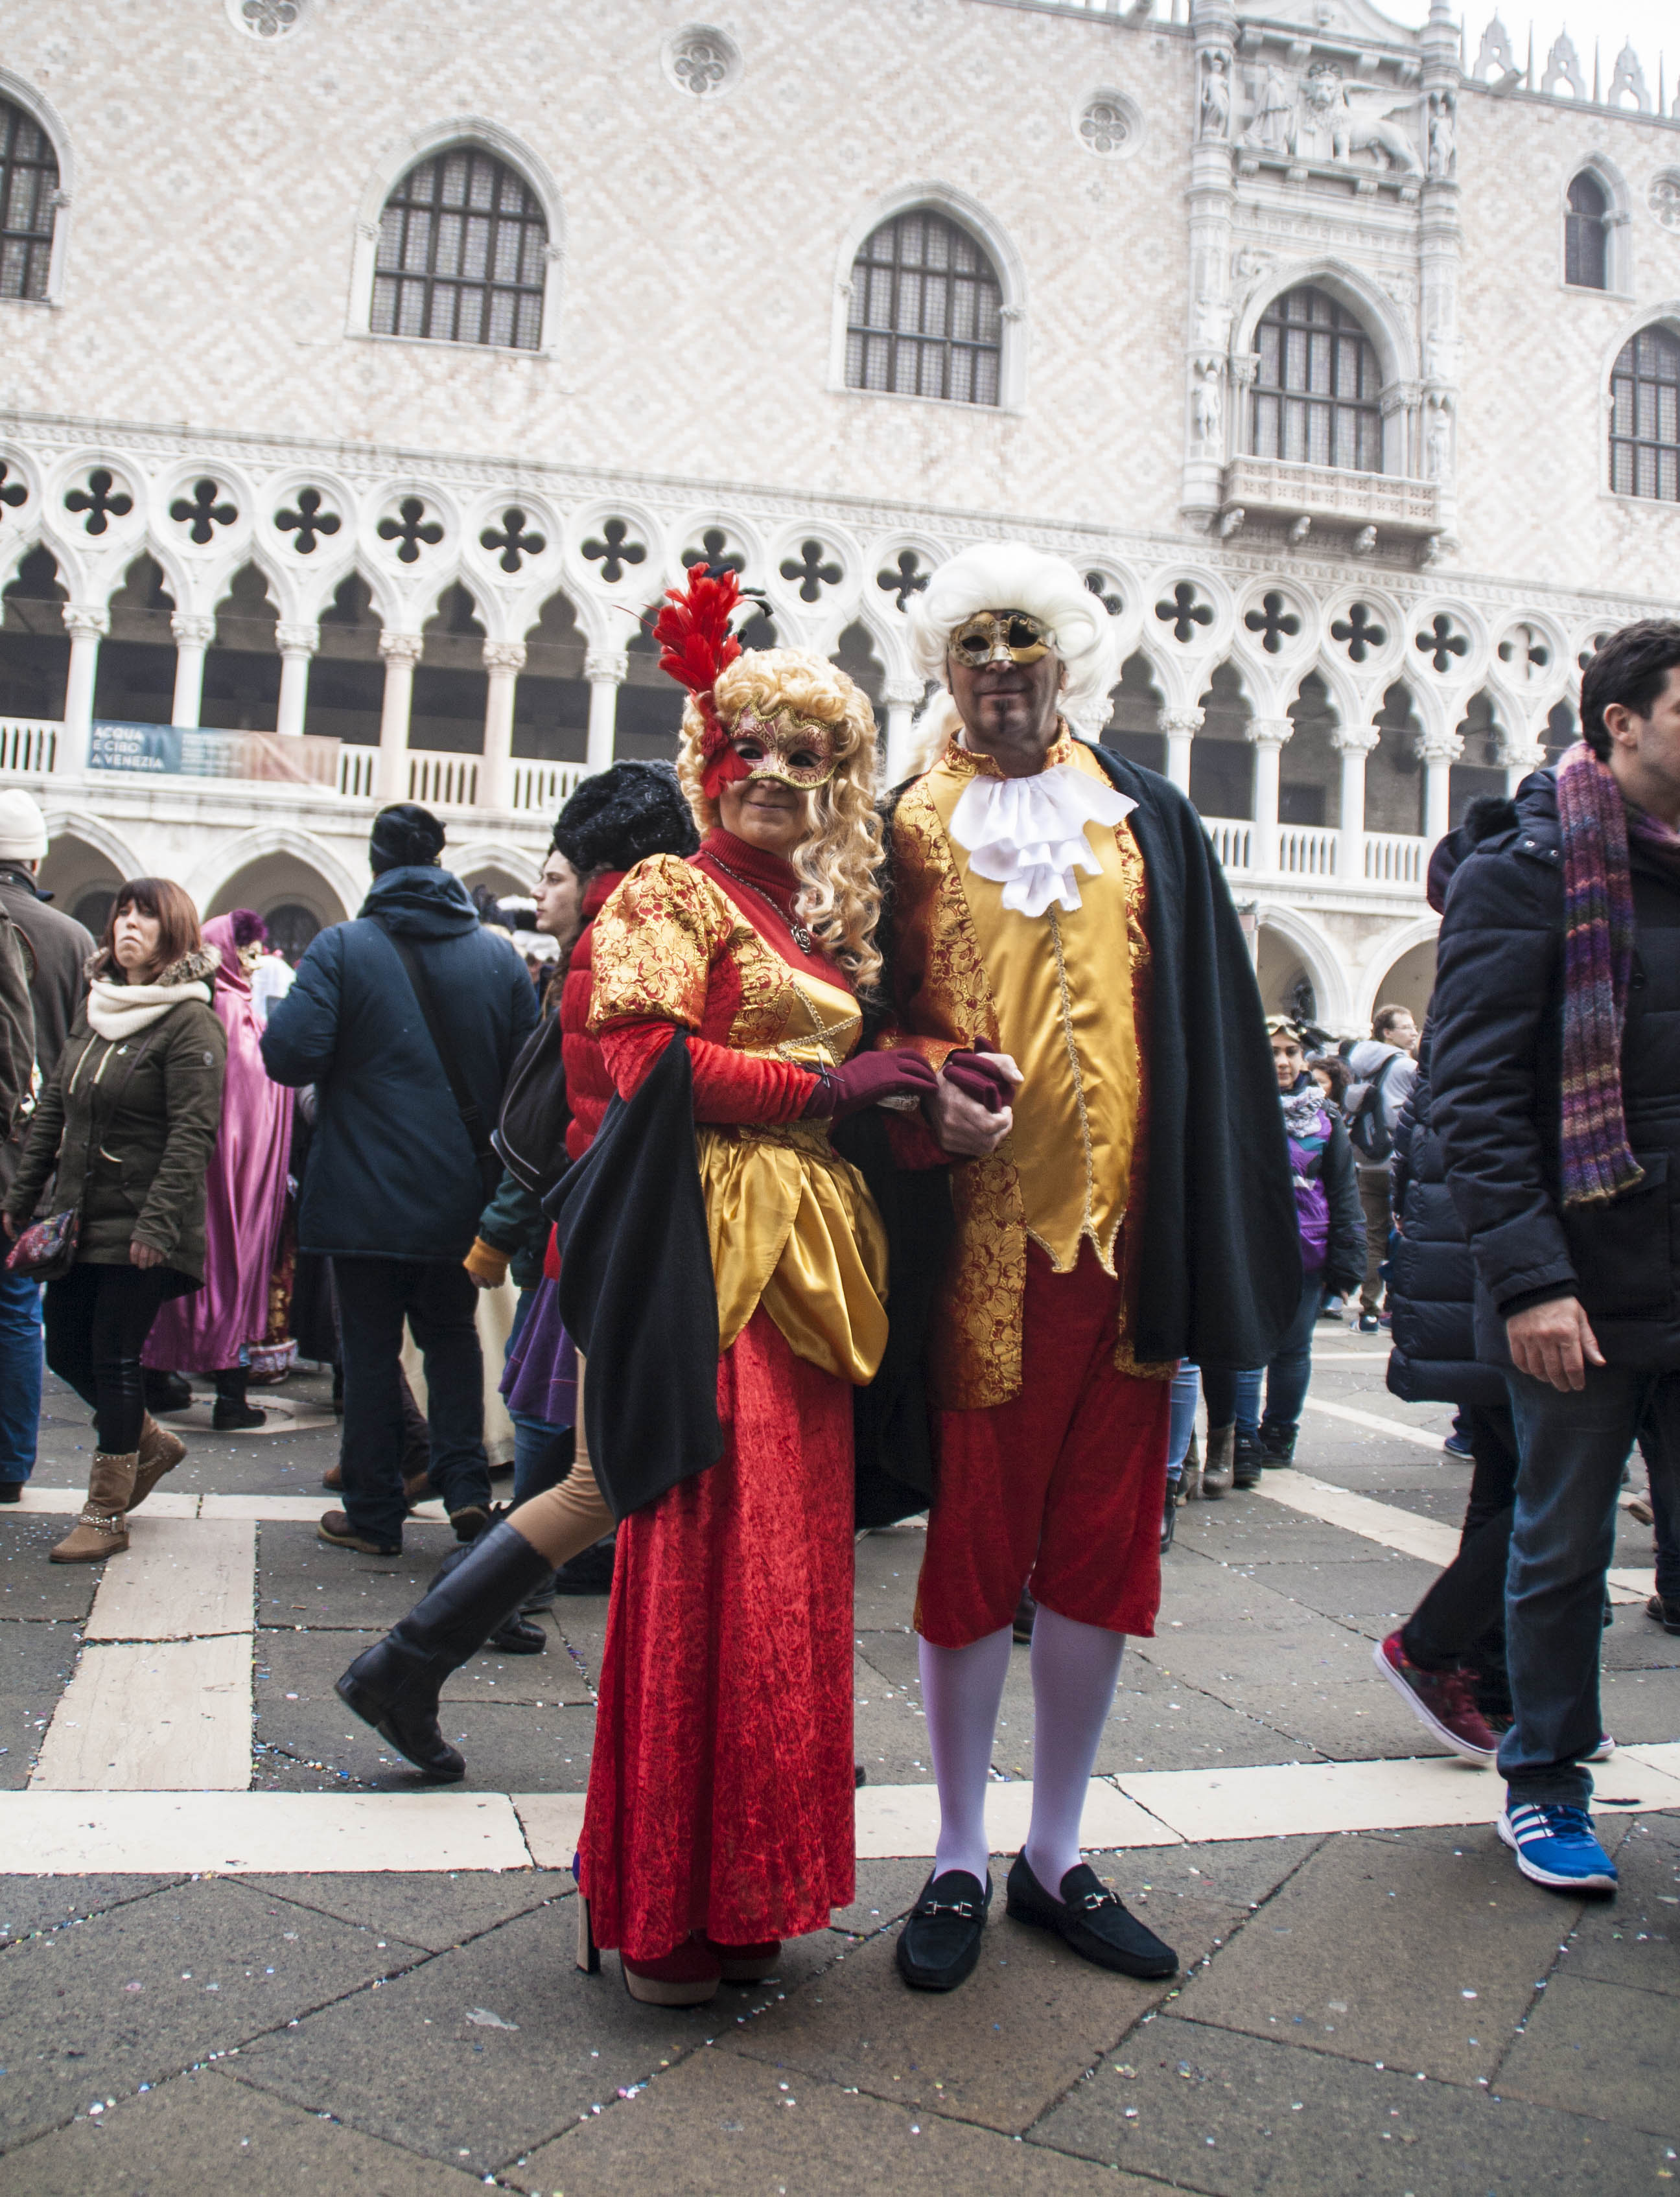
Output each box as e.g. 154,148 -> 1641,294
1430,767 -> 1680,1369
261,865 -> 538,1261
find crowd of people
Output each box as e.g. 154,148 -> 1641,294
0,551 -> 1674,2005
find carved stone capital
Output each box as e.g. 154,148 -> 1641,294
1329,722 -> 1382,756
482,640 -> 527,674
1497,737 -> 1546,774
62,603 -> 109,641
379,630 -> 425,666
1246,715 -> 1293,750
1416,727 -> 1464,766
1158,707 -> 1205,739
883,679 -> 926,710
275,622 -> 320,656
1229,351 -> 1260,388
584,646 -> 627,684
170,612 -> 216,649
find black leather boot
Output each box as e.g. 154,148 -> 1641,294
213,1366 -> 266,1432
335,1522 -> 553,1780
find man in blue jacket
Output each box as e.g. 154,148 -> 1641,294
262,805 -> 538,1555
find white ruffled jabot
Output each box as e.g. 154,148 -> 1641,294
948,762 -> 1136,919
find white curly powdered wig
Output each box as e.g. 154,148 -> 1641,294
907,544 -> 1120,764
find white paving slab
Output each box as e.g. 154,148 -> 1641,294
0,1789 -> 531,1872
11,1486 -> 201,1518
1115,1749 -> 1680,1844
513,1791 -> 585,1868
1257,1469 -> 1462,1563
82,1518 -> 254,1640
30,1634 -> 253,1791
1301,1395 -> 1456,1452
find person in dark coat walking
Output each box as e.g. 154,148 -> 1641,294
261,806 -> 537,1556
0,789 -> 96,1497
1431,618 -> 1680,1899
1376,804 -> 1530,1761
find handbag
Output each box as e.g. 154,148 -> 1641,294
491,1008 -> 570,1200
5,1205 -> 79,1281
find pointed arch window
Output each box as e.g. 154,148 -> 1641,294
1610,324 -> 1680,503
1565,172 -> 1609,290
1250,286 -> 1384,474
845,211 -> 1002,406
0,97 -> 58,301
372,146 -> 547,351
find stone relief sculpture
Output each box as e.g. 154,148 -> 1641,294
1426,402 -> 1452,480
1427,92 -> 1455,180
1200,51 -> 1231,141
1295,65 -> 1423,176
1245,65 -> 1294,152
1193,361 -> 1224,446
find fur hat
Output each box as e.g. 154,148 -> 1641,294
0,788 -> 47,863
552,761 -> 699,876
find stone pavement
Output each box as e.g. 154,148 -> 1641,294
0,1331 -> 1674,2194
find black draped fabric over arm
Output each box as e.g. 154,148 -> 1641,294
546,1029 -> 723,1520
1086,744 -> 1301,1368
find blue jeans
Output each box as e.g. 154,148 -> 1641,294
1166,1362 -> 1201,1484
0,1266 -> 42,1482
1502,1364 -> 1680,1808
504,1287 -> 570,1507
1202,1275 -> 1324,1438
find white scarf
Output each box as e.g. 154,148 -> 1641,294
86,971 -> 213,1041
948,761 -> 1136,919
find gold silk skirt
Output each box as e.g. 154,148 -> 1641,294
698,1121 -> 889,1385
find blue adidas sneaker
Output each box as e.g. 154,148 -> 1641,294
1498,1802 -> 1618,1894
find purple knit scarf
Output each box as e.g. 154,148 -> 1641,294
1556,742 -> 1680,1205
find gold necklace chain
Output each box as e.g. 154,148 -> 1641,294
708,855 -> 814,953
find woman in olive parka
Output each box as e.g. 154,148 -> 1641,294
3,878 -> 226,1561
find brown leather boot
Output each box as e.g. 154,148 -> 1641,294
1178,1429 -> 1204,1501
129,1414 -> 187,1512
51,1452 -> 137,1563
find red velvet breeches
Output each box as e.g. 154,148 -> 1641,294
576,1307 -> 856,1960
916,1242 -> 1171,1648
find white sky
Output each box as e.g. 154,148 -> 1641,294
1382,0 -> 1679,93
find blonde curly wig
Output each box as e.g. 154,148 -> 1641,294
677,648 -> 885,992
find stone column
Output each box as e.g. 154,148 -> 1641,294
480,640 -> 526,811
1418,727 -> 1462,848
275,622 -> 318,739
1331,723 -> 1381,884
58,605 -> 108,774
881,678 -> 925,785
585,646 -> 626,775
1246,716 -> 1292,873
1160,706 -> 1202,795
1182,0 -> 1237,525
170,612 -> 215,730
377,631 -> 423,802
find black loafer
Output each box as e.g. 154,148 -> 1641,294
1005,1853 -> 1177,1979
487,1610 -> 546,1655
895,1868 -> 992,1992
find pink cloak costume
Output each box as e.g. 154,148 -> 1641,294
144,915 -> 294,1374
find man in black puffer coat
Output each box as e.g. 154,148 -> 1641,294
1377,801 -> 1524,1758
1430,620 -> 1680,1900
262,805 -> 538,1557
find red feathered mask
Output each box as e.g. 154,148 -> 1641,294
652,566 -> 751,802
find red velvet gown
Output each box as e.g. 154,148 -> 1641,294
574,831 -> 889,1961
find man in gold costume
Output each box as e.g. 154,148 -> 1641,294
880,544 -> 1297,1994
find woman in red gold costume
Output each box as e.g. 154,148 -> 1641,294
570,577 -> 936,2002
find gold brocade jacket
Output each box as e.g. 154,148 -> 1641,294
880,734 -> 1165,1410
588,854 -> 889,1385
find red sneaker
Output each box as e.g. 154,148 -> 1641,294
1374,1633 -> 1497,1761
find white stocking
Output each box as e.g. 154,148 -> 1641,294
1024,1604 -> 1127,1894
918,1625 -> 1012,1881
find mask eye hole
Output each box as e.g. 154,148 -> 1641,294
734,738 -> 767,761
1007,617 -> 1044,649
789,750 -> 822,773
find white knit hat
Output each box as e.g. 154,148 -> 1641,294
0,789 -> 47,862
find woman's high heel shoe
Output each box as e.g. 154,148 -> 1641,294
621,1935 -> 721,2007
576,1892 -> 600,1975
334,1522 -> 552,1780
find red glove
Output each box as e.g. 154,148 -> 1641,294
803,1049 -> 940,1122
940,1045 -> 1018,1114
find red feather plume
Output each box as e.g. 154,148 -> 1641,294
652,567 -> 751,800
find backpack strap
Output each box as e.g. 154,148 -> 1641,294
370,920 -> 501,1202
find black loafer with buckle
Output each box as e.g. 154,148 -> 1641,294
1005,1853 -> 1178,1979
895,1868 -> 993,1992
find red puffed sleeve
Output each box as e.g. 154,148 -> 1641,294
598,1019 -> 817,1123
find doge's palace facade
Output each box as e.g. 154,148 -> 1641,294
1,0 -> 1678,1027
